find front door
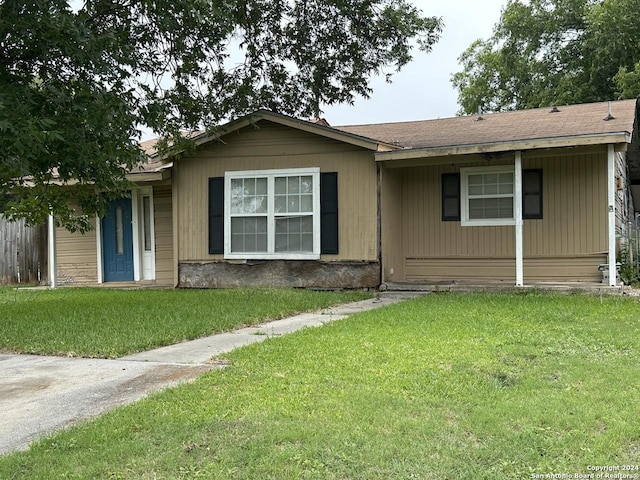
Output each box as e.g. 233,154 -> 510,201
103,198 -> 134,282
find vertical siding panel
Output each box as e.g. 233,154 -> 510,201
586,155 -> 595,253
570,157 -> 577,254
424,167 -> 430,254
593,153 -> 604,252
600,153 -> 608,251
414,167 -> 422,257
542,157 -> 551,255
558,158 -> 566,255
381,168 -> 404,280
575,156 -> 583,253
553,159 -> 563,255
409,168 -> 418,257
403,169 -> 410,256
591,154 -> 599,252
562,158 -> 569,255
568,156 -> 578,254
411,168 -> 419,257
153,185 -> 174,286
580,155 -> 588,252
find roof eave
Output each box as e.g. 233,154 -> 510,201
151,110 -> 398,161
126,169 -> 172,182
126,162 -> 173,182
375,132 -> 633,162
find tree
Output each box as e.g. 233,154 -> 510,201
0,0 -> 442,231
451,0 -> 640,115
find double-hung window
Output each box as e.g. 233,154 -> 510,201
224,168 -> 320,259
460,166 -> 515,226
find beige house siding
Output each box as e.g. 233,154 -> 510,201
389,148 -> 610,283
55,213 -> 99,286
152,184 -> 174,286
381,168 -> 404,281
175,121 -> 379,263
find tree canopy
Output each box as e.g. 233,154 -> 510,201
452,0 -> 640,115
0,0 -> 442,231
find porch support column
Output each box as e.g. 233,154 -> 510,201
607,144 -> 617,286
515,151 -> 524,286
96,214 -> 103,284
48,214 -> 56,288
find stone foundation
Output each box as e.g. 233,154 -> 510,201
179,260 -> 380,289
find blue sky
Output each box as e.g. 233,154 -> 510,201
323,0 -> 508,126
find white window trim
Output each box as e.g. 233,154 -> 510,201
224,167 -> 321,260
460,165 -> 516,226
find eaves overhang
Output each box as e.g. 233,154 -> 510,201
149,110 -> 398,162
374,132 -> 633,162
126,161 -> 173,182
126,169 -> 172,183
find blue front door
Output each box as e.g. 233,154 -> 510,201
103,198 -> 134,282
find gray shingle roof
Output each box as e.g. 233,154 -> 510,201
335,99 -> 637,150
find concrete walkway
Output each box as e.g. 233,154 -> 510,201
0,293 -> 418,456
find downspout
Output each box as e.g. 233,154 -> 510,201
48,213 -> 56,288
515,151 -> 524,286
607,144 -> 617,286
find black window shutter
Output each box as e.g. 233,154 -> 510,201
442,173 -> 461,221
320,172 -> 339,254
523,169 -> 543,219
208,177 -> 224,254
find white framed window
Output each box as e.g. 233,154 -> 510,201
460,166 -> 515,226
224,167 -> 321,259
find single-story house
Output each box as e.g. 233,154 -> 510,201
49,99 -> 640,289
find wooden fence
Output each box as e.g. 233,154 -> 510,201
0,216 -> 48,285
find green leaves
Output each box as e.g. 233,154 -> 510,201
1,0 -> 442,230
452,0 -> 640,114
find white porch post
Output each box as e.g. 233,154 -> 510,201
515,151 -> 524,286
95,214 -> 103,284
607,144 -> 617,286
48,214 -> 56,288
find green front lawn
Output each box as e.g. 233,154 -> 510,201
1,292 -> 640,479
0,287 -> 371,358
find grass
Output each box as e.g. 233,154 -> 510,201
0,287 -> 371,358
2,292 -> 640,479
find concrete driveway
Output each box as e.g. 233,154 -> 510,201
0,293 -> 417,456
0,354 -> 213,455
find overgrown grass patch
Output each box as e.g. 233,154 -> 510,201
1,292 -> 640,478
0,287 -> 371,358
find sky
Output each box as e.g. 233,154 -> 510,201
322,0 -> 509,126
